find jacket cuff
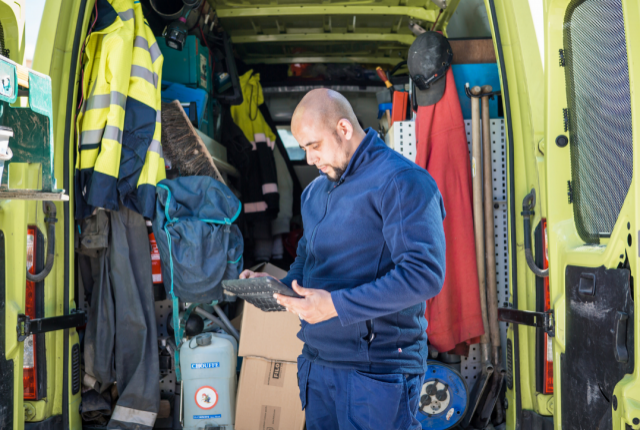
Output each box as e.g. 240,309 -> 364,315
280,275 -> 294,289
331,290 -> 352,326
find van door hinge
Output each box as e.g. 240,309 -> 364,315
498,308 -> 555,337
17,310 -> 86,342
559,49 -> 566,67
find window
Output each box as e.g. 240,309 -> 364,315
564,0 -> 632,243
276,126 -> 306,162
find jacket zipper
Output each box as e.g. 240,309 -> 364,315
308,178 -> 344,271
303,178 -> 345,362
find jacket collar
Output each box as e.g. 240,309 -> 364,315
339,128 -> 380,181
94,0 -> 120,32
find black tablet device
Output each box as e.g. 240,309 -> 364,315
222,276 -> 302,312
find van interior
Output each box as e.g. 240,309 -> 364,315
22,0 -> 522,429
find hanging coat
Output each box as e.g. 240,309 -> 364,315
230,70 -> 279,221
415,67 -> 485,354
75,0 -> 166,220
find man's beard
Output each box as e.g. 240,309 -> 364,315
326,165 -> 345,182
326,131 -> 348,182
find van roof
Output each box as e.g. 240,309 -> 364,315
211,0 -> 460,66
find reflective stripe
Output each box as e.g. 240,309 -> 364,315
118,9 -> 134,21
133,37 -> 163,64
82,79 -> 99,114
131,65 -> 159,88
245,202 -> 268,213
85,91 -> 127,111
82,127 -> 123,147
133,36 -> 148,51
262,183 -> 278,194
81,129 -> 104,147
111,405 -> 157,427
156,110 -> 162,123
103,125 -> 123,143
148,139 -> 163,157
149,42 -> 162,63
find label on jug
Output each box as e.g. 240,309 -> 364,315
194,414 -> 222,419
191,362 -> 220,369
195,386 -> 219,409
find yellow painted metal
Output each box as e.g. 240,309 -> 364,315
0,0 -> 25,64
483,0 -> 546,426
231,31 -> 416,45
543,0 -> 640,428
28,0 -> 89,427
215,5 -> 439,22
243,56 -> 404,65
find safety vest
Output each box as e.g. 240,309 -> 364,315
75,0 -> 166,220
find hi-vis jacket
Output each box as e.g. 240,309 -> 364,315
230,71 -> 279,219
75,0 -> 165,220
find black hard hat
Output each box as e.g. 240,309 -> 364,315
408,32 -> 453,107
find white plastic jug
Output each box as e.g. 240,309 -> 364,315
180,332 -> 237,430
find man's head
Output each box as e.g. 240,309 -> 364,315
291,89 -> 366,182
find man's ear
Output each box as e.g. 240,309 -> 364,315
336,118 -> 354,141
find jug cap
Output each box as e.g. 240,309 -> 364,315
195,332 -> 212,346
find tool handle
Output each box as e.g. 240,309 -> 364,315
376,67 -> 393,88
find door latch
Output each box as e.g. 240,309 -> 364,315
498,308 -> 555,337
17,310 -> 86,342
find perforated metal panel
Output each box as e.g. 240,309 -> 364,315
388,121 -> 417,162
392,119 -> 509,385
156,299 -> 177,395
460,119 -> 509,385
564,0 -> 633,243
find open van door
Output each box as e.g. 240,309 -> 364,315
0,0 -> 90,428
543,0 -> 640,428
0,2 -> 28,429
493,0 -> 640,428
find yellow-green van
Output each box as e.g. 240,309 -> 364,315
1,0 -> 639,429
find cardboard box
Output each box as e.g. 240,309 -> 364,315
237,263 -> 304,362
235,358 -> 305,430
230,300 -> 244,332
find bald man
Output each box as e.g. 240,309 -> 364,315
240,89 -> 446,430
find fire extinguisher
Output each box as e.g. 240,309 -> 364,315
146,220 -> 163,285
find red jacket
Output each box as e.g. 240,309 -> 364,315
416,68 -> 485,354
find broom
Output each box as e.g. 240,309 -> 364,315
161,100 -> 226,185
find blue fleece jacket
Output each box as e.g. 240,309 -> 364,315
281,128 -> 446,374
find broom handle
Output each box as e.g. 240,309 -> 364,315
471,86 -> 490,351
482,85 -> 501,365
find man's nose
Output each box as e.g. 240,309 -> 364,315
306,151 -> 317,165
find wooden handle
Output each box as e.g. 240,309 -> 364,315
482,89 -> 501,354
17,63 -> 29,89
471,95 -> 490,346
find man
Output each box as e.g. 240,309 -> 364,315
240,89 -> 446,430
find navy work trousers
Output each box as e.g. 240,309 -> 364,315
297,357 -> 424,430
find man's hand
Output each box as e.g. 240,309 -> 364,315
275,280 -> 338,324
238,270 -> 271,279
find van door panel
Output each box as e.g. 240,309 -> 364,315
543,0 -> 640,428
561,265 -> 633,430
